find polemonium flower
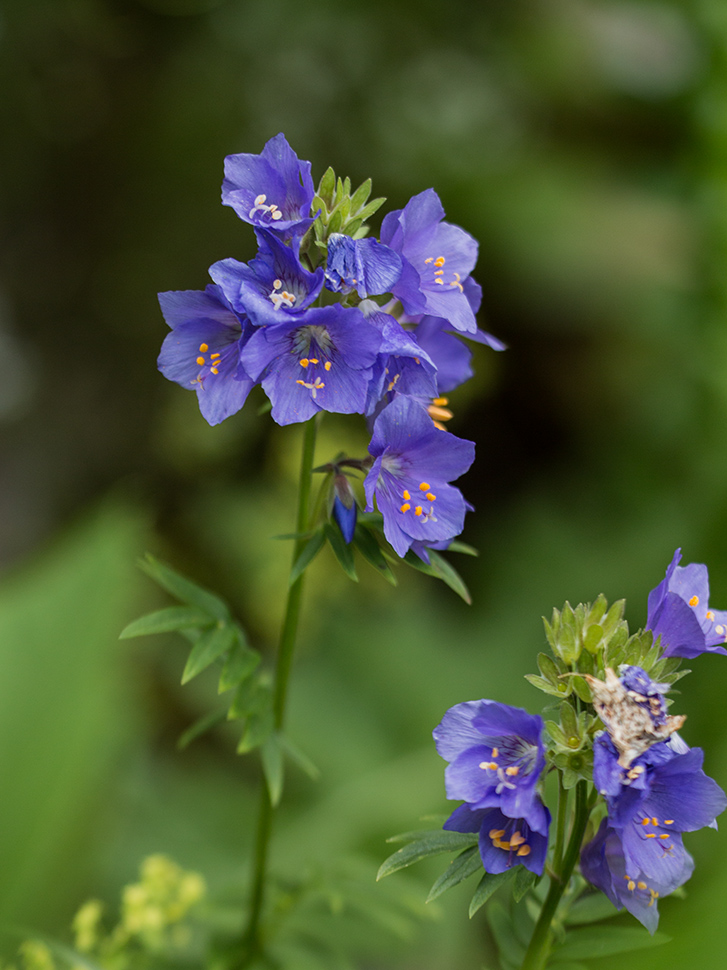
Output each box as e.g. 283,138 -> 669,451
581,818 -> 694,933
363,395 -> 474,557
380,189 -> 479,334
414,316 -> 506,394
324,234 -> 402,299
433,700 -> 547,827
240,304 -> 381,425
444,804 -> 550,876
361,307 -> 438,414
647,548 -> 727,659
222,133 -> 315,236
157,285 -> 255,426
209,230 -> 324,327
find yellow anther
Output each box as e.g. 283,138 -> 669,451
296,379 -> 306,386
434,256 -> 446,267
196,356 -> 205,366
664,820 -> 674,825
255,194 -> 267,205
300,359 -> 309,367
717,625 -> 725,635
433,397 -> 449,406
517,845 -> 531,857
419,482 -> 430,491
637,881 -> 647,890
211,352 -> 221,360
414,506 -> 423,516
707,610 -> 715,620
402,490 -> 411,500
211,367 -> 219,375
309,358 -> 319,364
434,278 -> 444,285
641,818 -> 650,826
400,503 -> 411,513
479,761 -> 498,770
199,343 -> 209,352
659,834 -> 670,840
651,817 -> 658,826
505,766 -> 520,776
491,747 -> 499,758
424,257 -> 434,264
498,840 -> 511,851
689,595 -> 699,607
509,831 -> 526,847
426,492 -> 436,502
645,833 -> 657,839
434,270 -> 444,276
325,361 -> 332,371
627,880 -> 636,891
429,404 -> 453,422
489,829 -> 506,840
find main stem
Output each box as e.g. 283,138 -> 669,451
520,780 -> 592,970
238,416 -> 319,967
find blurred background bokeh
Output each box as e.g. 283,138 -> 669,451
2,0 -> 727,966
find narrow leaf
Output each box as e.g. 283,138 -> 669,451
289,530 -> 325,586
487,899 -> 526,965
357,197 -> 385,221
349,177 -> 372,212
426,845 -> 482,902
119,605 -> 212,639
177,708 -> 227,750
512,866 -> 538,902
447,540 -> 479,556
555,927 -> 670,960
317,166 -> 336,206
237,703 -> 274,753
261,732 -> 284,806
218,638 -> 260,693
469,870 -> 515,918
353,526 -> 397,585
139,554 -> 229,620
428,550 -> 472,604
565,892 -> 620,925
377,831 -> 478,880
324,522 -> 358,581
181,624 -> 236,684
280,734 -> 320,780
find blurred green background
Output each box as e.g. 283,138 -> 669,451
3,0 -> 727,966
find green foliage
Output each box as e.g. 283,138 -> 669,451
300,168 -> 386,268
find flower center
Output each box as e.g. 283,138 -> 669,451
249,193 -> 283,223
423,255 -> 464,292
398,481 -> 437,521
192,341 -> 222,385
623,874 -> 660,906
268,279 -> 296,310
488,821 -> 532,860
637,814 -> 675,852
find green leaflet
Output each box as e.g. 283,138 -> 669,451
377,830 -> 478,880
181,623 -> 237,684
425,845 -> 482,902
468,869 -> 515,918
119,605 -> 213,639
553,926 -> 670,960
138,553 -> 230,621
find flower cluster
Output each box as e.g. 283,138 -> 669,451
158,134 -> 504,559
580,664 -> 726,932
433,700 -> 550,875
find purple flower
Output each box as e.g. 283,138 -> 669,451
363,396 -> 474,558
324,234 -> 402,299
414,316 -> 505,394
581,818 -> 694,933
380,189 -> 479,334
433,700 -> 547,829
210,230 -> 324,327
240,304 -> 381,425
361,307 -> 438,414
157,285 -> 255,426
222,133 -> 315,236
332,473 -> 357,544
647,549 -> 727,659
444,804 -> 550,876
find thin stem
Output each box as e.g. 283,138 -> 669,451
520,780 -> 592,970
552,775 -> 568,877
236,416 -> 319,968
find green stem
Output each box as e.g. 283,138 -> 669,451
552,775 -> 568,877
520,780 -> 592,970
237,416 -> 319,968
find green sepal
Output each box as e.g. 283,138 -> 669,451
356,197 -> 385,222
237,695 -> 274,753
261,732 -> 284,806
425,845 -> 482,903
537,652 -> 561,686
468,869 -> 515,918
343,216 -> 363,237
348,177 -> 372,212
570,675 -> 592,704
139,554 -> 230,621
228,676 -> 265,720
524,674 -> 571,698
377,830 -> 478,880
218,637 -> 260,693
279,734 -> 320,780
289,529 -> 326,585
553,926 -> 670,960
119,605 -> 213,639
328,208 -> 344,235
177,707 -> 227,750
181,623 -> 236,684
352,526 -> 397,585
317,166 -> 336,207
324,522 -> 358,581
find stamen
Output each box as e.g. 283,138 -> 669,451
211,352 -> 221,360
516,845 -> 531,857
509,831 -> 525,847
637,881 -> 647,890
627,879 -> 636,891
659,834 -> 670,840
325,361 -> 332,371
309,358 -> 319,365
641,818 -> 650,826
433,396 -> 449,406
505,766 -> 520,776
479,761 -> 498,770
400,503 -> 411,513
664,820 -> 674,825
419,482 -> 430,491
426,493 -> 436,502
689,595 -> 699,607
707,611 -> 715,620
196,356 -> 205,366
414,506 -> 423,516
489,829 -> 505,840
491,747 -> 499,758
300,359 -> 309,368
402,490 -> 411,500
434,257 -> 445,267
211,367 -> 219,375
199,343 -> 209,353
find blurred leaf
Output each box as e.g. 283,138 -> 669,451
512,866 -> 538,902
119,605 -> 212,639
447,540 -> 479,556
218,637 -> 260,693
554,927 -> 670,960
402,549 -> 472,604
177,708 -> 227,750
181,623 -> 236,684
487,899 -> 526,966
280,735 -> 321,781
324,523 -> 358,582
565,892 -> 620,925
139,554 -> 229,621
352,526 -> 397,585
237,702 -> 274,754
262,733 -> 284,806
426,845 -> 482,902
